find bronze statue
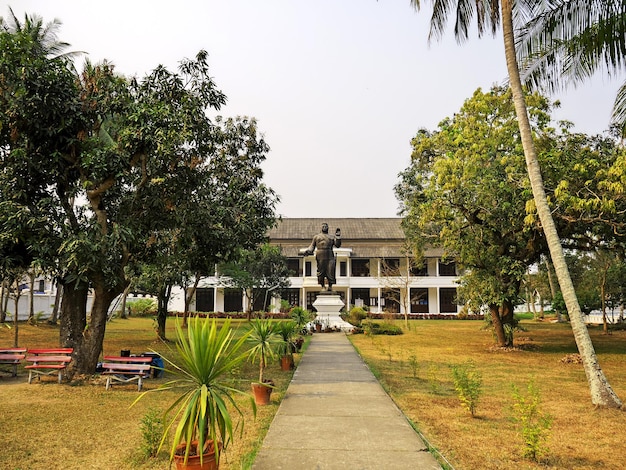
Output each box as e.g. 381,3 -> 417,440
303,223 -> 341,291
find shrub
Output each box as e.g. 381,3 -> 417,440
511,380 -> 552,461
451,360 -> 482,417
347,306 -> 367,326
376,322 -> 403,335
139,407 -> 164,459
128,298 -> 157,317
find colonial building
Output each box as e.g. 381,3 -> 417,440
266,218 -> 461,315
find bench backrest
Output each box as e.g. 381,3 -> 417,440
27,348 -> 73,355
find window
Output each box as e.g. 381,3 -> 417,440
286,258 -> 301,276
439,288 -> 458,313
340,261 -> 347,277
382,289 -> 400,313
351,259 -> 370,277
306,291 -> 318,311
283,289 -> 300,308
410,288 -> 428,313
37,280 -> 45,293
351,288 -> 371,307
224,288 -> 242,313
196,288 -> 215,312
438,260 -> 456,276
305,261 -> 312,277
381,258 -> 400,276
410,261 -> 428,276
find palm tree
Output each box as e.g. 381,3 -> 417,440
410,0 -> 622,408
515,1 -> 626,128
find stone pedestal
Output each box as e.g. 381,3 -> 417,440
312,293 -> 354,332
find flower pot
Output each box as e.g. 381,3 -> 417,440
280,355 -> 294,371
251,380 -> 274,405
315,323 -> 322,333
173,440 -> 219,470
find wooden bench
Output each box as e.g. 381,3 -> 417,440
101,356 -> 152,391
0,348 -> 27,377
25,348 -> 73,384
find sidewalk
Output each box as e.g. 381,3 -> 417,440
252,333 -> 442,469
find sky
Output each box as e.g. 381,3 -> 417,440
4,1 -> 623,219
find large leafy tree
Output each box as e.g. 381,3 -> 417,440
219,243 -> 291,319
409,0 -> 622,407
0,12 -> 277,374
397,86 -> 553,346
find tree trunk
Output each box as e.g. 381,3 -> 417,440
120,284 -> 132,319
0,280 -> 7,323
183,275 -> 201,327
60,275 -> 123,377
28,271 -> 35,321
501,0 -> 622,408
48,280 -> 61,325
156,284 -> 172,341
489,303 -> 507,347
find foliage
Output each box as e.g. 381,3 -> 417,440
133,317 -> 254,465
451,360 -> 482,417
220,244 -> 291,314
275,320 -> 297,356
347,306 -> 368,327
128,298 -> 157,317
510,380 -> 552,461
246,319 -> 280,383
289,306 -> 312,333
139,407 -> 165,459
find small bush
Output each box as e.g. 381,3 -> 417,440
139,407 -> 164,459
451,360 -> 482,417
510,380 -> 552,461
376,322 -> 403,335
128,298 -> 157,317
347,306 -> 368,326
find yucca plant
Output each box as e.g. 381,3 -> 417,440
246,318 -> 280,383
275,320 -> 297,357
133,316 -> 254,468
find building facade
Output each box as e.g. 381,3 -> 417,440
265,218 -> 460,315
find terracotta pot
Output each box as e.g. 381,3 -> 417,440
280,355 -> 294,371
173,440 -> 219,470
251,381 -> 273,405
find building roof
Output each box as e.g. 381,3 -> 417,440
268,218 -> 405,241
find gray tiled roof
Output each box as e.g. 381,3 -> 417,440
268,218 -> 405,241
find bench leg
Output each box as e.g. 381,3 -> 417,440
28,370 -> 33,384
11,364 -> 17,377
106,377 -> 111,391
138,376 -> 143,391
57,370 -> 63,384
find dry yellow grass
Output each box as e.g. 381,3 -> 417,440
0,317 -> 297,470
349,319 -> 626,470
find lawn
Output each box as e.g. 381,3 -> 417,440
349,318 -> 626,470
0,316 -> 297,470
2,316 -> 625,470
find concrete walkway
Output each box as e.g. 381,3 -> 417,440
252,333 -> 442,470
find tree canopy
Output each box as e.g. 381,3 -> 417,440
0,12 -> 277,373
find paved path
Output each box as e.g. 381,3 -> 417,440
252,333 -> 442,470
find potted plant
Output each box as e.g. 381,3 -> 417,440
276,320 -> 297,371
133,316 -> 254,470
247,318 -> 280,405
289,306 -> 311,351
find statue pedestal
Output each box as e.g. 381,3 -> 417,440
312,293 -> 354,332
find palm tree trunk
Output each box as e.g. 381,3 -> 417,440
501,0 -> 622,408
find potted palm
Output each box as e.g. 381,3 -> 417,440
276,320 -> 297,371
247,318 -> 280,405
290,306 -> 311,351
133,316 -> 254,470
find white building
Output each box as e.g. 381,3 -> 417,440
184,218 -> 462,315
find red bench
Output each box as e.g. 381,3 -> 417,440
0,348 -> 27,377
25,348 -> 73,384
101,356 -> 152,391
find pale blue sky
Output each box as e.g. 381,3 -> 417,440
4,1 -> 622,218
